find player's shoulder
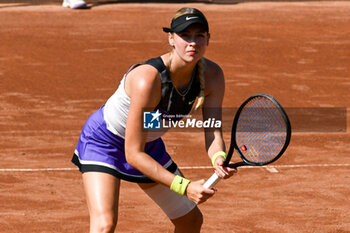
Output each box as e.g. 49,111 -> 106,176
131,63 -> 161,79
202,57 -> 224,78
125,64 -> 161,98
128,63 -> 161,85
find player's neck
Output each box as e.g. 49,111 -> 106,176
166,53 -> 197,86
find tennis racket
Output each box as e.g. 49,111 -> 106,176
203,94 -> 291,188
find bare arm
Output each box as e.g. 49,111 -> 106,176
202,59 -> 225,156
124,65 -> 175,187
202,59 -> 236,179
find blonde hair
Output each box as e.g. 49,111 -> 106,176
172,7 -> 207,22
195,58 -> 206,110
169,7 -> 208,110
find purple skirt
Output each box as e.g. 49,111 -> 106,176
72,106 -> 177,183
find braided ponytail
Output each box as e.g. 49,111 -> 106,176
194,58 -> 206,110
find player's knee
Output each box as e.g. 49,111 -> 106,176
98,221 -> 117,233
92,213 -> 118,233
190,208 -> 203,229
173,207 -> 203,231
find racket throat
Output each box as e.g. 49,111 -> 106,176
228,161 -> 247,169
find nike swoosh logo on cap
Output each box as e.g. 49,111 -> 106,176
186,16 -> 198,21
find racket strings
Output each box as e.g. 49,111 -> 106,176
236,96 -> 288,164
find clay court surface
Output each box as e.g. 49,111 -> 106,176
1,1 -> 350,232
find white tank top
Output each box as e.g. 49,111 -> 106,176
103,74 -> 166,142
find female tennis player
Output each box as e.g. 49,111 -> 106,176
72,7 -> 236,233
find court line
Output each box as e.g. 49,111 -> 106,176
0,168 -> 76,172
1,163 -> 350,172
180,164 -> 350,169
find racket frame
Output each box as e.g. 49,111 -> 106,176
227,93 -> 292,168
203,94 -> 291,189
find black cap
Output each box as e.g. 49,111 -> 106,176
163,13 -> 209,33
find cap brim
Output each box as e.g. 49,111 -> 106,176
163,14 -> 209,33
172,20 -> 200,33
162,27 -> 172,33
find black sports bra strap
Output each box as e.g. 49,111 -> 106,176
144,57 -> 167,74
124,57 -> 166,77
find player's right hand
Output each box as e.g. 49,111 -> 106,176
214,156 -> 237,179
185,179 -> 216,204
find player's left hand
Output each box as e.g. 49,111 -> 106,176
213,156 -> 237,179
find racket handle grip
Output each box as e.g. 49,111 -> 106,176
203,173 -> 220,189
